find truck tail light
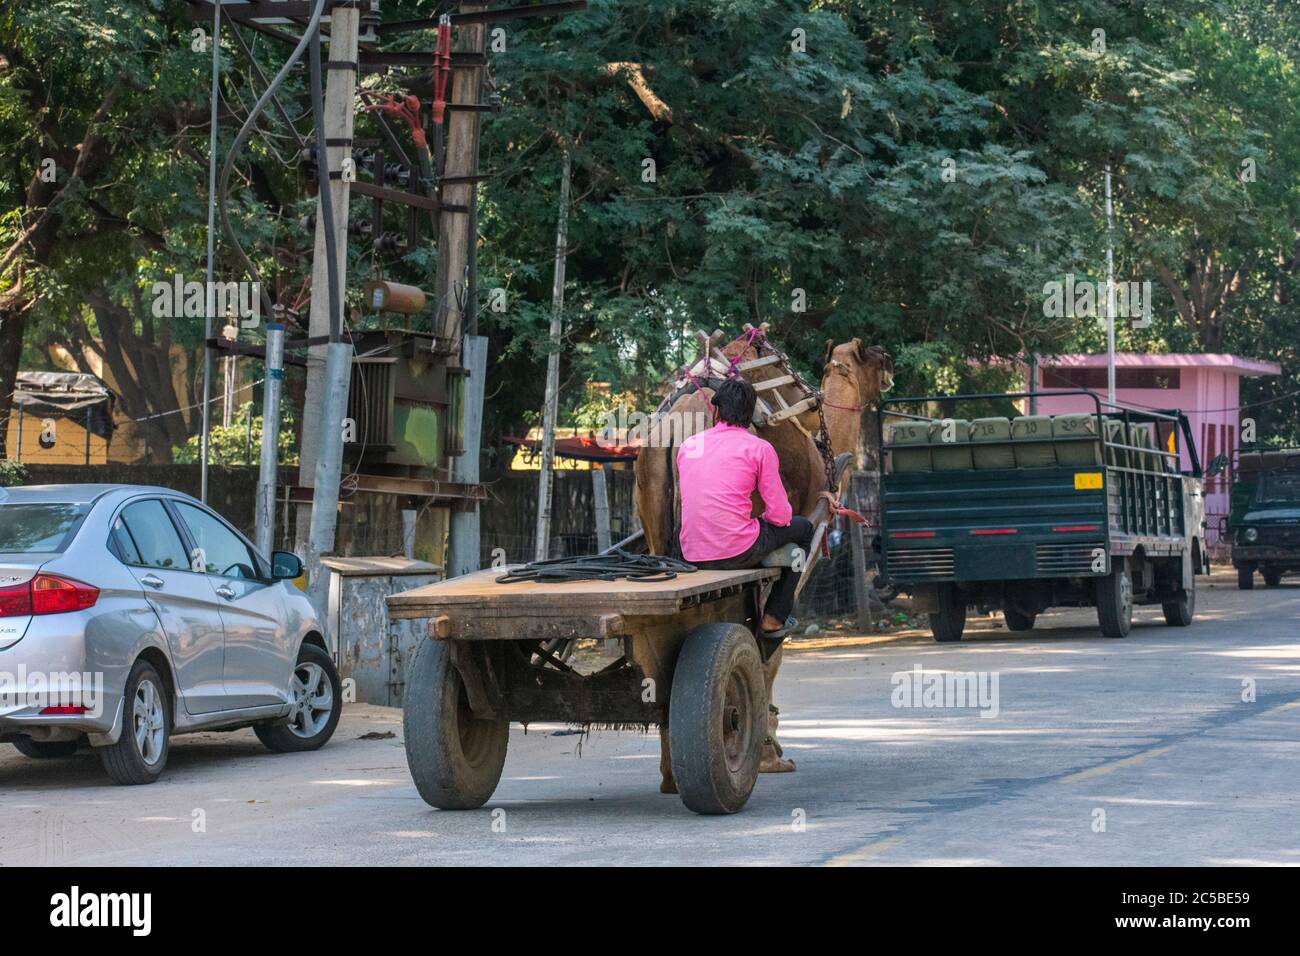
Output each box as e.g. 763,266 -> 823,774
1053,525 -> 1100,532
970,528 -> 1018,535
0,575 -> 99,617
891,531 -> 936,539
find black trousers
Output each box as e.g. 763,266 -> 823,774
693,516 -> 814,623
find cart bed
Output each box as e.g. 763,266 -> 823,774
388,565 -> 778,630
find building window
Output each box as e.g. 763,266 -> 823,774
1043,367 -> 1181,390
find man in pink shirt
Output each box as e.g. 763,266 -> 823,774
677,378 -> 813,638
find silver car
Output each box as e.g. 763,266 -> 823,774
0,484 -> 340,784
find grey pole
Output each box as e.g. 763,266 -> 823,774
305,340 -> 354,607
200,1 -> 222,502
254,322 -> 284,557
1104,165 -> 1117,406
591,463 -> 611,553
534,150 -> 571,562
448,335 -> 488,576
401,508 -> 417,560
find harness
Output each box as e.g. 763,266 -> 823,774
653,325 -> 839,493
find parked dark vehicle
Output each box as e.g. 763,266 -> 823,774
878,392 -> 1209,642
1230,448 -> 1300,589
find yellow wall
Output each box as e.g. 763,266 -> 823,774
5,416 -> 109,465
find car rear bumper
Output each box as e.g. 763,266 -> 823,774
0,618 -> 123,739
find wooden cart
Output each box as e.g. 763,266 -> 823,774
387,563 -> 785,814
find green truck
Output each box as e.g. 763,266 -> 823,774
1230,448 -> 1300,589
878,391 -> 1209,642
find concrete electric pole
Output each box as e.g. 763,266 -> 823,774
297,5 -> 360,601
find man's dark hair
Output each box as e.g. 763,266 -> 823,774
711,378 -> 757,427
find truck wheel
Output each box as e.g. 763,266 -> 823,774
1003,606 -> 1036,632
929,585 -> 966,642
403,639 -> 508,810
1096,560 -> 1133,639
669,623 -> 767,815
1263,569 -> 1282,587
1162,576 -> 1196,627
1237,567 -> 1254,590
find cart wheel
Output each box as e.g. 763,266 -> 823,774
1237,566 -> 1255,590
1162,575 -> 1196,627
403,639 -> 508,810
669,623 -> 767,815
1097,559 -> 1133,638
1263,569 -> 1282,587
929,584 -> 966,642
1002,605 -> 1036,632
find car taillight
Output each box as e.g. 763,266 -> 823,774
0,575 -> 99,617
0,580 -> 33,616
31,574 -> 99,614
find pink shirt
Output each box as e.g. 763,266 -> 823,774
677,423 -> 792,561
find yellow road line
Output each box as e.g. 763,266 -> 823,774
825,836 -> 902,867
1058,745 -> 1174,784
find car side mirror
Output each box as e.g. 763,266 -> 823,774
1207,453 -> 1229,477
271,551 -> 304,580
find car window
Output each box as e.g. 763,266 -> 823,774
118,500 -> 190,570
173,502 -> 259,579
0,503 -> 89,553
109,515 -> 143,564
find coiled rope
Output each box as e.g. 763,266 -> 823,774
495,548 -> 697,584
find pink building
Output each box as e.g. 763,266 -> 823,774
1025,353 -> 1280,544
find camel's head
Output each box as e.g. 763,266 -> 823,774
822,338 -> 894,404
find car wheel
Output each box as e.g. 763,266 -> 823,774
99,660 -> 170,785
1237,566 -> 1254,590
1263,569 -> 1282,587
255,643 -> 342,753
12,738 -> 79,759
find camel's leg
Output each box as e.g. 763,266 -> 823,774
759,644 -> 796,773
658,725 -> 677,793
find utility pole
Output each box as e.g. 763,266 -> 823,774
254,321 -> 284,557
591,462 -> 611,552
221,312 -> 237,427
200,0 -> 222,503
297,5 -> 360,599
534,149 -> 571,562
1104,165 -> 1117,407
443,2 -> 489,579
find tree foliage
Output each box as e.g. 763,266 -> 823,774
3,0 -> 1300,459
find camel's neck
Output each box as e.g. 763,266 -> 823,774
821,374 -> 865,458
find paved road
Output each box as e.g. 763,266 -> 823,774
1,568 -> 1296,866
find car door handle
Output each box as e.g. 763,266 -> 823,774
215,584 -> 236,600
141,574 -> 164,589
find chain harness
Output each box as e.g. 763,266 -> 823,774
653,325 -> 838,494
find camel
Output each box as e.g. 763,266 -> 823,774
633,334 -> 893,792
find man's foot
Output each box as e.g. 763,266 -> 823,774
760,736 -> 796,773
760,615 -> 797,639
